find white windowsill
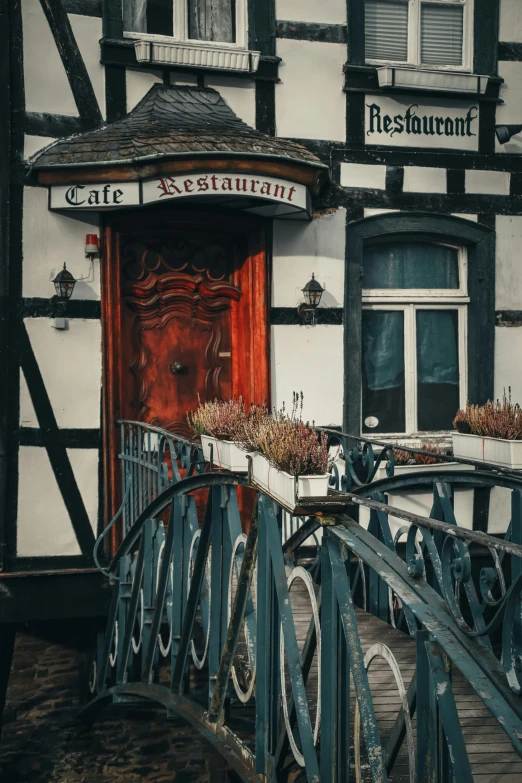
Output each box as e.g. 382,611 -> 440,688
132,37 -> 261,73
376,65 -> 489,96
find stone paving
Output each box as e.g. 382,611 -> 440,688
0,622 -> 234,783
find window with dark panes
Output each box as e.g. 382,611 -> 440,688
362,240 -> 467,435
364,0 -> 471,69
123,0 -> 243,45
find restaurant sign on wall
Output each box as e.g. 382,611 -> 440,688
49,173 -> 308,213
365,95 -> 480,151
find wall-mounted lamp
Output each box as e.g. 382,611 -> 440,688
52,263 -> 77,300
496,124 -> 522,145
298,273 -> 324,325
49,234 -> 100,329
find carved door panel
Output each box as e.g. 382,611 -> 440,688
103,211 -> 269,533
119,231 -> 241,436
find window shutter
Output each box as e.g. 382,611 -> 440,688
365,0 -> 409,62
421,3 -> 464,66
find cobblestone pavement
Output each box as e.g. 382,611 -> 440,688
0,622 -> 235,783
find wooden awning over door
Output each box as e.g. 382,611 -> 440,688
31,85 -> 329,220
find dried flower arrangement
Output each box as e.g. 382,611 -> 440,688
413,443 -> 450,465
453,389 -> 522,441
390,443 -> 451,466
187,397 -> 250,440
248,392 -> 330,476
188,393 -> 330,479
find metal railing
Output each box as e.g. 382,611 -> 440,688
85,421 -> 522,782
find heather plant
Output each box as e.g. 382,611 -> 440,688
187,397 -> 248,441
390,448 -> 412,466
414,443 -> 450,465
390,443 -> 450,466
248,392 -> 331,475
453,389 -> 522,440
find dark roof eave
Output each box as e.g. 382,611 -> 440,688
32,148 -> 330,173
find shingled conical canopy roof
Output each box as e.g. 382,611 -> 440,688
32,84 -> 327,183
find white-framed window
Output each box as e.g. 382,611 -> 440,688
361,239 -> 468,436
122,0 -> 248,48
365,0 -> 473,71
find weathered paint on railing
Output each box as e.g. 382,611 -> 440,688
84,421 -> 522,782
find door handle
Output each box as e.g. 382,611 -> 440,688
170,361 -> 186,375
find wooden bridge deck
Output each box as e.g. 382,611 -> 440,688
183,576 -> 522,782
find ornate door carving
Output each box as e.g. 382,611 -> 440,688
120,230 -> 242,437
102,210 -> 269,526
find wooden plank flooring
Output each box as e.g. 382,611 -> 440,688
161,573 -> 522,781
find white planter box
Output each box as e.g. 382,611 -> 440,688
375,461 -> 472,480
201,435 -> 250,472
134,40 -> 261,73
251,452 -> 330,512
452,432 -> 522,469
377,66 -> 489,95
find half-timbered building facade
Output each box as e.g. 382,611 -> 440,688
0,0 -> 521,603
5,3 -> 522,779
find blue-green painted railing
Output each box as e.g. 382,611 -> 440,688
85,421 -> 522,782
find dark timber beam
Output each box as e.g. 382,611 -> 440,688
19,428 -> 101,449
22,297 -> 101,319
0,0 -> 10,571
24,112 -> 93,138
63,0 -> 102,15
19,323 -> 96,557
0,571 -> 110,622
0,624 -> 15,736
4,0 -> 25,571
39,0 -> 103,124
276,21 -> 347,45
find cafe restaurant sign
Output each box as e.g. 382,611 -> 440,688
50,173 -> 308,212
365,95 -> 479,151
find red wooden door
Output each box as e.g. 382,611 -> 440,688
119,226 -> 243,434
102,210 -> 269,527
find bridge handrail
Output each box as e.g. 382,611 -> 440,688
87,444 -> 522,781
319,426 -> 522,491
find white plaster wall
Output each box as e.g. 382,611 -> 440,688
495,215 -> 522,310
69,14 -> 106,119
19,374 -> 37,428
499,0 -> 522,43
489,487 -> 513,535
465,170 -> 510,195
17,447 -> 99,556
23,187 -> 100,300
496,62 -> 522,155
359,489 -> 474,534
495,328 -> 522,402
204,76 -> 256,127
24,136 -> 56,160
276,0 -> 346,24
275,40 -> 345,141
451,214 -> 478,222
364,208 -> 398,218
271,325 -> 343,425
20,318 -> 102,429
341,163 -> 386,189
403,166 -> 446,194
23,0 -> 77,115
272,209 -> 345,307
126,69 -> 163,111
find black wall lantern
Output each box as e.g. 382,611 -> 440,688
496,124 -> 522,145
298,273 -> 324,325
52,263 -> 77,300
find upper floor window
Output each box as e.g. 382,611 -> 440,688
361,240 -> 468,435
123,0 -> 247,47
364,0 -> 472,70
